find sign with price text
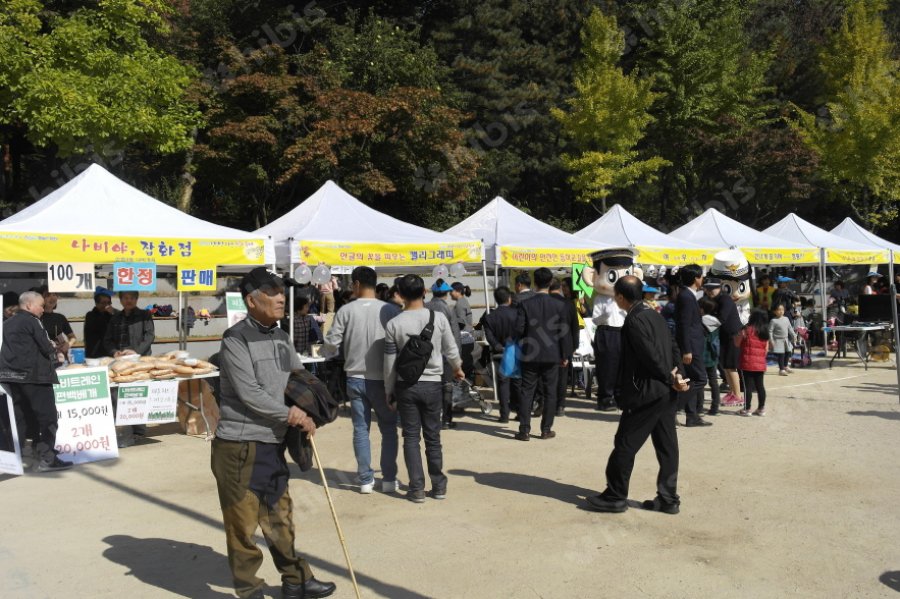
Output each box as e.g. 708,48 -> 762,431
115,380 -> 179,425
113,262 -> 157,292
176,266 -> 217,291
53,367 -> 118,464
47,262 -> 95,293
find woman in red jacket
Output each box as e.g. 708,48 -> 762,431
737,309 -> 770,417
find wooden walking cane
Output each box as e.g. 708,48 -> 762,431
310,435 -> 362,599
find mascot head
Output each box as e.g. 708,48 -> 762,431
710,249 -> 752,304
580,248 -> 636,298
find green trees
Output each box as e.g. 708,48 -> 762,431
553,9 -> 668,211
0,0 -> 199,203
792,0 -> 900,228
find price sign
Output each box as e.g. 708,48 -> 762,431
53,367 -> 118,464
226,292 -> 248,328
177,266 -> 217,291
115,380 -> 179,425
47,262 -> 95,293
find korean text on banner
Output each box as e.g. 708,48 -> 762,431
226,292 -> 248,328
0,233 -> 267,266
47,262 -> 95,293
296,240 -> 482,266
114,262 -> 157,292
499,247 -> 594,268
741,248 -> 820,265
53,367 -> 118,464
177,266 -> 217,291
115,380 -> 179,425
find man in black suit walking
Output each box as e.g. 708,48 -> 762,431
549,278 -> 580,416
480,286 -> 518,423
675,264 -> 712,427
514,268 -> 570,441
587,276 -> 689,514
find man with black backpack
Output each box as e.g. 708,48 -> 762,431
385,275 -> 464,503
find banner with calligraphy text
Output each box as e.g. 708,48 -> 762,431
0,232 -> 267,266
292,240 -> 483,266
53,367 -> 118,464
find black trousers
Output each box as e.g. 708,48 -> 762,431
701,366 -> 720,413
742,371 -> 766,410
556,361 -> 571,411
604,393 -> 679,504
396,381 -> 447,494
677,357 -> 708,419
518,362 -> 558,435
491,358 -> 511,420
440,360 -> 454,425
8,382 -> 59,462
593,327 -> 622,407
461,343 -> 475,381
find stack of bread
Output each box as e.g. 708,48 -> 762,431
107,351 -> 217,384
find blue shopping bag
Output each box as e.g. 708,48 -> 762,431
500,340 -> 522,379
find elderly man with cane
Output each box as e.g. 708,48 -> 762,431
211,267 -> 336,599
587,276 -> 689,514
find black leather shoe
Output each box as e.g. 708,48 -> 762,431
642,497 -> 680,515
555,408 -> 565,417
282,578 -> 337,599
35,456 -> 73,473
498,416 -> 509,423
586,493 -> 627,513
540,430 -> 556,440
514,432 -> 529,441
685,418 -> 713,427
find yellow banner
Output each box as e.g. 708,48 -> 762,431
498,246 -> 594,268
296,240 -> 482,266
635,246 -> 717,266
825,248 -> 890,264
177,266 -> 217,291
0,232 -> 267,266
742,248 -> 820,265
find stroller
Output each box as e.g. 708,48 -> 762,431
451,378 -> 494,416
791,326 -> 812,368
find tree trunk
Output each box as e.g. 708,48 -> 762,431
177,129 -> 197,213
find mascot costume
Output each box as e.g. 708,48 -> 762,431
710,250 -> 753,406
585,248 -> 635,412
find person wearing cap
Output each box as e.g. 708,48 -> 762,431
642,285 -> 660,310
84,287 -> 116,359
702,278 -> 722,299
426,279 -> 463,429
770,276 -> 798,315
211,267 -> 336,599
862,271 -> 882,295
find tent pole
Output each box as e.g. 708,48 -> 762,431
289,261 -> 296,348
819,249 -> 827,346
177,291 -> 185,351
481,251 -> 500,410
889,249 -> 900,402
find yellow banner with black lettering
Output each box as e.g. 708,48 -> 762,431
824,248 -> 890,264
498,246 -> 594,268
741,248 -> 820,265
0,232 -> 267,266
293,240 -> 483,266
634,246 -> 717,266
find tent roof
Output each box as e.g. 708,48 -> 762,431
256,180 -> 481,265
0,164 -> 273,266
763,213 -> 881,253
575,204 -> 714,264
830,218 -> 900,254
444,197 -> 601,267
670,208 -> 818,264
0,164 -> 263,241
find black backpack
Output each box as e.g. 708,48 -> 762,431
396,310 -> 436,383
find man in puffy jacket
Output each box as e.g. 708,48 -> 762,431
0,291 -> 72,472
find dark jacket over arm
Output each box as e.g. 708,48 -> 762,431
618,303 -> 682,410
0,311 -> 58,385
515,294 -> 571,364
481,305 -> 518,353
675,287 -> 704,356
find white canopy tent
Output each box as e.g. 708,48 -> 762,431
763,213 -> 891,331
0,163 -> 274,270
444,196 -> 599,269
831,218 -> 900,287
257,180 -> 482,269
670,208 -> 819,265
575,203 -> 716,266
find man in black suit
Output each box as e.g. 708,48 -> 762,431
513,272 -> 534,305
674,264 -> 712,427
586,276 -> 689,514
514,268 -> 570,441
549,278 -> 580,416
480,286 -> 518,423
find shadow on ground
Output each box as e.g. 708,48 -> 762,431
449,468 -> 595,507
846,410 -> 900,421
879,571 -> 900,592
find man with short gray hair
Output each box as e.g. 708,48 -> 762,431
0,291 -> 72,472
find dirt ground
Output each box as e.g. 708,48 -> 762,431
2,358 -> 900,599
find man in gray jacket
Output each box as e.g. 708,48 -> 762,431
211,268 -> 335,599
385,275 -> 463,503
